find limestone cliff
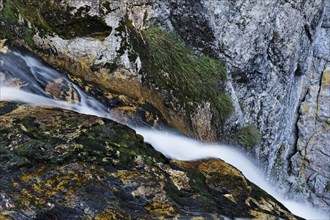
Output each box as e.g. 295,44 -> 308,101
193,0 -> 330,211
180,0 -> 330,211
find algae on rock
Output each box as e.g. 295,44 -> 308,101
2,0 -> 112,39
232,125 -> 262,150
0,102 -> 300,219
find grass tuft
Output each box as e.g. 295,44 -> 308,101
2,0 -> 19,22
232,125 -> 262,149
215,92 -> 235,123
140,28 -> 233,123
23,28 -> 35,49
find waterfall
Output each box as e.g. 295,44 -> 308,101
0,48 -> 328,219
0,48 -> 109,117
136,129 -> 327,219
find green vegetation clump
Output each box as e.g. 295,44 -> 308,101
2,0 -> 19,22
326,181 -> 330,192
23,28 -> 35,48
0,0 -> 19,39
215,92 -> 235,124
1,0 -> 111,40
15,0 -> 112,39
140,28 -> 233,123
232,125 -> 262,150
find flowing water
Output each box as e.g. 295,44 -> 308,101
0,48 -> 328,219
0,48 -> 109,117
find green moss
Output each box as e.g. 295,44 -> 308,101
326,181 -> 330,192
0,107 -> 169,172
0,25 -> 13,40
23,28 -> 35,49
101,63 -> 119,72
232,125 -> 262,150
272,30 -> 280,41
102,2 -> 112,12
215,92 -> 235,123
250,182 -> 274,201
2,0 -> 19,22
275,144 -> 285,165
1,0 -> 37,47
0,0 -> 19,39
164,168 -> 216,209
3,0 -> 112,39
207,173 -> 248,196
115,15 -> 136,57
138,28 -> 233,124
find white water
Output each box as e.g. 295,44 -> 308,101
0,49 -> 329,219
0,48 -> 109,115
136,129 -> 328,220
0,87 -> 110,118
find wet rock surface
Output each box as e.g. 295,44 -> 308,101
165,0 -> 330,211
0,0 -> 329,212
0,102 -> 300,219
0,0 -> 230,140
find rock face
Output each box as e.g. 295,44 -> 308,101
0,0 -> 329,213
0,102 -> 300,219
185,0 -> 330,211
290,3 -> 330,208
0,0 -> 235,141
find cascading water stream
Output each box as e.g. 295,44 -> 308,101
0,48 -> 328,219
136,129 -> 328,219
0,48 -> 110,117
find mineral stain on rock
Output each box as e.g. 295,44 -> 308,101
0,103 -> 301,219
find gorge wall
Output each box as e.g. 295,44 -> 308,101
0,0 -> 329,213
186,0 -> 330,211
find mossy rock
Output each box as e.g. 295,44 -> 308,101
0,102 -> 300,219
14,0 -> 111,39
136,27 -> 234,124
326,181 -> 330,192
0,0 -> 112,42
232,125 -> 262,150
0,105 -> 165,171
1,2 -> 233,140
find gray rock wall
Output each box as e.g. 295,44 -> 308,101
203,0 -> 329,211
289,1 -> 330,209
162,0 -> 329,212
